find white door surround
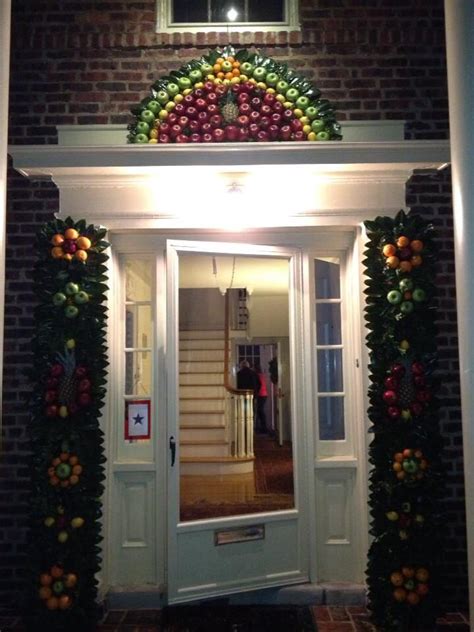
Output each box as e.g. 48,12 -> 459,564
9,141 -> 450,604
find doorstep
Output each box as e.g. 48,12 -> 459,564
105,582 -> 366,609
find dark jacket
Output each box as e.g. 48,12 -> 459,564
236,367 -> 259,395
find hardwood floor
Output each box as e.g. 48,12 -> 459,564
180,435 -> 294,521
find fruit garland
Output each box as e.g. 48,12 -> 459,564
128,45 -> 341,144
26,218 -> 109,631
364,210 -> 444,631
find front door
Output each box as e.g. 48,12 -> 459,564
166,239 -> 311,603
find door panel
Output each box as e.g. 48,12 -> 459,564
166,239 -> 309,603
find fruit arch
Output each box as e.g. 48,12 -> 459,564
364,211 -> 444,631
26,218 -> 109,631
128,46 -> 341,144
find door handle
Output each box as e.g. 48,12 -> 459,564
169,436 -> 176,466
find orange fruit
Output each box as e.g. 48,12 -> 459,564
58,594 -> 73,610
49,476 -> 60,486
386,256 -> 400,269
402,448 -> 413,458
393,462 -> 402,472
398,261 -> 412,273
39,586 -> 52,600
70,475 -> 80,486
213,64 -> 221,73
225,72 -> 234,80
410,239 -> 424,253
227,56 -> 235,63
390,571 -> 404,586
75,250 -> 88,262
415,568 -> 430,582
76,236 -> 91,250
46,596 -> 60,610
232,60 -> 240,68
50,565 -> 63,579
394,452 -> 403,463
414,450 -> 423,458
416,583 -> 429,596
40,573 -> 53,586
393,587 -> 407,602
232,68 -> 240,76
396,471 -> 406,480
64,228 -> 79,240
63,253 -> 73,262
47,466 -> 55,477
51,247 -> 64,259
50,234 -> 64,246
382,244 -> 396,257
69,455 -> 79,466
72,464 -> 82,475
216,57 -> 224,64
52,457 -> 61,467
217,71 -> 225,79
407,591 -> 420,605
64,573 -> 78,588
59,452 -> 69,462
397,236 -> 410,248
411,255 -> 423,267
402,566 -> 415,578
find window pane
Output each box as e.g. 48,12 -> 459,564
125,259 -> 152,302
249,0 -> 284,22
317,349 -> 343,392
126,305 -> 152,349
125,351 -> 152,396
318,397 -> 345,440
315,258 -> 340,299
173,0 -> 208,22
316,303 -> 342,345
211,0 -> 245,22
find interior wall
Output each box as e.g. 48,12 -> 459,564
2,0 -> 466,612
248,294 -> 289,339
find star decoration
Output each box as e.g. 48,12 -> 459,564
133,413 -> 143,425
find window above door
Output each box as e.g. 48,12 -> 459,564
156,0 -> 300,33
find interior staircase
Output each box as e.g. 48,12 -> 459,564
179,329 -> 254,476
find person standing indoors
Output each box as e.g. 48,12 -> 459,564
236,359 -> 259,393
254,361 -> 268,434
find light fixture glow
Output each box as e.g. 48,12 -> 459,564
227,7 -> 238,22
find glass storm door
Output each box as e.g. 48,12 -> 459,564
166,239 -> 310,603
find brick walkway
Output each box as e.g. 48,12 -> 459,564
0,606 -> 470,631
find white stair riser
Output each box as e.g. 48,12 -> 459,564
180,427 -> 226,442
180,444 -> 230,458
180,412 -> 225,425
180,461 -> 255,476
180,349 -> 224,362
180,399 -> 224,413
180,385 -> 226,398
180,373 -> 223,386
179,330 -> 224,340
179,361 -> 224,373
180,340 -> 225,350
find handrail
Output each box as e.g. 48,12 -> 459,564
224,290 -> 252,396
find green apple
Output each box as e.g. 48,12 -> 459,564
59,405 -> 68,418
65,282 -> 79,296
414,514 -> 425,525
386,511 -> 399,521
305,106 -> 318,120
178,76 -> 192,91
316,131 -> 330,141
399,278 -> 414,292
240,62 -> 254,75
296,96 -> 310,110
147,100 -> 160,114
52,292 -> 67,306
401,409 -> 412,421
404,579 -> 415,591
221,60 -> 233,72
140,109 -> 155,124
58,530 -> 69,544
200,63 -> 213,75
166,82 -> 180,96
74,291 -> 89,305
276,80 -> 289,94
134,133 -> 149,144
66,338 -> 75,349
285,87 -> 299,102
311,119 -> 325,133
402,459 -> 418,474
387,290 -> 402,304
56,463 -> 72,480
412,288 -> 427,302
155,90 -> 169,105
52,580 -> 64,595
44,516 -> 55,528
253,66 -> 267,80
64,305 -> 79,319
265,72 -> 279,86
400,301 -> 414,314
71,517 -> 85,529
136,121 -> 150,135
189,69 -> 202,83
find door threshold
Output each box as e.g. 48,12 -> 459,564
105,582 -> 366,609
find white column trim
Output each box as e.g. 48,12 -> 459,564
0,0 -> 11,438
445,0 -> 474,621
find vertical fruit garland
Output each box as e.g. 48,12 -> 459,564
26,218 -> 109,631
364,210 -> 443,631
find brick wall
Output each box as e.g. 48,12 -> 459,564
2,0 -> 466,613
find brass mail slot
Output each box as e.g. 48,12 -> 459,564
214,524 -> 265,546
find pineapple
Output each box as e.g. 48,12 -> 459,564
57,348 -> 77,405
221,91 -> 239,124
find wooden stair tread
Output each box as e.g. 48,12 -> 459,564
181,456 -> 255,463
180,439 -> 228,446
180,410 -> 224,415
180,396 -> 224,400
180,423 -> 226,429
179,383 -> 223,386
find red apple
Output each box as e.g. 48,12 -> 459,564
257,130 -> 270,142
174,103 -> 185,114
190,133 -> 202,143
185,106 -> 198,120
194,88 -> 204,98
225,125 -> 239,141
197,111 -> 209,126
170,124 -> 181,138
251,97 -> 262,109
237,114 -> 250,127
204,81 -> 214,92
260,116 -> 271,129
50,364 -> 64,378
238,93 -> 250,104
159,122 -> 170,134
239,102 -> 251,115
280,125 -> 292,140
183,94 -> 194,106
384,376 -> 399,390
264,93 -> 276,106
212,128 -> 225,142
78,392 -> 92,406
238,127 -> 249,142
292,130 -> 305,141
200,122 -> 212,134
210,114 -> 223,128
388,406 -> 401,419
249,110 -> 261,124
195,98 -> 207,111
178,116 -> 189,129
207,92 -> 218,104
291,119 -> 303,132
45,390 -> 57,403
159,133 -> 170,143
411,362 -> 425,376
391,364 -> 406,378
167,113 -> 178,125
249,123 -> 260,139
273,101 -> 284,113
46,405 -> 58,417
176,134 -> 189,143
188,119 -> 200,133
46,377 -> 59,389
202,133 -> 213,143
283,109 -> 294,121
268,124 -> 280,140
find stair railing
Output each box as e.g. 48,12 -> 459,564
224,291 -> 254,458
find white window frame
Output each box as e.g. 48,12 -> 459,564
155,0 -> 300,33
